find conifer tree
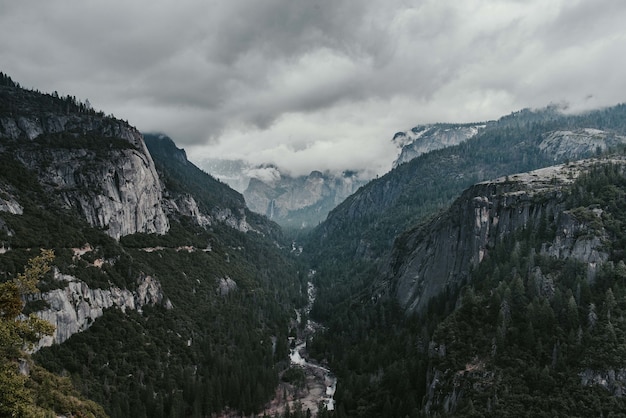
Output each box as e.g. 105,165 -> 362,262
0,249 -> 55,416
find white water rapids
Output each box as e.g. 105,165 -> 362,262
288,280 -> 337,412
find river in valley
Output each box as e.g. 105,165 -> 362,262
262,279 -> 337,416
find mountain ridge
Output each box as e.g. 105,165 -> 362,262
0,76 -> 304,417
388,157 -> 621,314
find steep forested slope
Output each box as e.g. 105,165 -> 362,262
307,105 -> 626,319
303,104 -> 626,416
0,76 -> 305,417
309,157 -> 626,416
424,162 -> 626,416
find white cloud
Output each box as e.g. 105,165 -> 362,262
245,166 -> 282,184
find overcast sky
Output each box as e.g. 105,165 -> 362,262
1,0 -> 625,177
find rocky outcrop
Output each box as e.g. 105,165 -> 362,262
580,368 -> 626,397
20,145 -> 169,240
540,128 -> 626,162
0,188 -> 23,215
32,270 -> 171,350
1,113 -> 144,148
389,159 -> 623,314
168,194 -> 212,228
162,185 -> 254,233
392,124 -> 483,167
216,276 -> 237,296
1,113 -> 170,240
213,207 -> 254,233
143,133 -> 261,234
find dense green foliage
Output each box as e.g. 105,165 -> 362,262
28,185 -> 305,417
423,163 -> 626,416
306,162 -> 626,416
0,250 -> 107,417
0,74 -> 104,117
304,106 -> 626,416
6,73 -> 626,417
0,79 -> 307,416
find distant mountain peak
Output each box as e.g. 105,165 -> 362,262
392,123 -> 484,167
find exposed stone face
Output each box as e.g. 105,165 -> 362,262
213,207 -> 253,233
1,114 -> 170,239
19,146 -> 169,239
540,128 -> 626,161
32,271 -> 171,350
1,114 -> 146,149
168,194 -> 212,228
217,276 -> 238,296
0,188 -> 23,215
389,159 -> 621,314
393,124 -> 483,167
143,133 -> 262,234
580,368 -> 626,397
164,194 -> 253,233
244,170 -> 367,228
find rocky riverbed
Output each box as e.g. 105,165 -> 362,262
261,280 -> 337,417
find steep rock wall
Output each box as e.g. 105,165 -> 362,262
1,114 -> 170,239
32,271 -> 171,350
389,160 -> 618,314
539,128 -> 626,162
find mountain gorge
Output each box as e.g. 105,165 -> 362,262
201,122 -> 486,230
198,159 -> 369,229
4,70 -> 626,417
308,105 -> 626,281
0,76 -> 305,417
243,169 -> 367,229
303,103 -> 626,416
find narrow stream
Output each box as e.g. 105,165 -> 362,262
262,278 -> 337,417
289,281 -> 337,412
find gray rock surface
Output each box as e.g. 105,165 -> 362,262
389,158 -> 622,314
580,368 -> 626,397
217,276 -> 238,296
0,189 -> 23,214
32,270 -> 171,350
393,124 -> 483,167
244,170 -> 366,228
540,128 -> 626,161
1,113 -> 170,239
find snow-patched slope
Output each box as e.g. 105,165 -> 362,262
392,124 -> 483,167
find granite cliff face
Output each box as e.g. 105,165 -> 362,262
19,145 -> 169,240
0,107 -> 170,240
539,128 -> 626,161
0,189 -> 22,215
144,134 -> 258,234
32,271 -> 171,350
0,78 -> 306,416
388,158 -> 622,314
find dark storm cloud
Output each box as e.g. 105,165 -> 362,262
1,0 -> 626,176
